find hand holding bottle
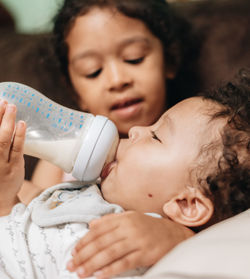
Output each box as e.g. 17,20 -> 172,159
0,99 -> 26,215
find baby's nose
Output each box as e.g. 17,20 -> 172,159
128,126 -> 145,141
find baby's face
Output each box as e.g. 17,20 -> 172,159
101,97 -> 225,215
66,7 -> 172,135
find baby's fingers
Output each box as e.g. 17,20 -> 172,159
94,251 -> 142,279
73,214 -> 119,252
0,99 -> 7,123
10,120 -> 26,162
0,104 -> 17,160
71,239 -> 138,278
68,228 -> 124,271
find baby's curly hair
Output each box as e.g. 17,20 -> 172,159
199,68 -> 250,224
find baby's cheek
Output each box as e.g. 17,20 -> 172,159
102,178 -> 117,198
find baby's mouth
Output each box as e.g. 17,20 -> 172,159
111,98 -> 143,111
100,161 -> 116,180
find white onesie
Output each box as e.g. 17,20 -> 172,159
0,182 -> 125,279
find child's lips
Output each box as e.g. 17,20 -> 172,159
110,98 -> 143,119
100,161 -> 116,180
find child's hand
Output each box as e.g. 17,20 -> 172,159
67,211 -> 194,279
0,100 -> 26,215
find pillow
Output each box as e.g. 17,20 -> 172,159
144,209 -> 250,279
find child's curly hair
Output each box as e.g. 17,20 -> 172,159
53,0 -> 200,107
200,68 -> 250,224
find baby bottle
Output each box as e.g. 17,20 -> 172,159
0,82 -> 118,182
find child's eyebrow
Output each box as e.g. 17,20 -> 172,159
118,37 -> 151,48
70,50 -> 98,64
70,37 -> 150,64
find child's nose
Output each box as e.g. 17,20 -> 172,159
106,61 -> 132,92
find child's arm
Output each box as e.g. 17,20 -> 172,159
31,159 -> 64,189
18,150 -> 64,205
18,179 -> 43,205
18,158 -> 63,205
67,211 -> 194,279
0,100 -> 26,216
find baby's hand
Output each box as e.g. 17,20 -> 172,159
0,100 -> 26,215
67,211 -> 194,279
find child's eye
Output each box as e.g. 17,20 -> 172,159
151,131 -> 161,143
125,57 -> 144,65
86,69 -> 102,79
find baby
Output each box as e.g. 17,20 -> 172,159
0,69 -> 249,279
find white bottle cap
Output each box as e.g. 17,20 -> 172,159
72,115 -> 118,182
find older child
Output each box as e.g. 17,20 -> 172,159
29,0 -> 199,189
1,70 -> 249,278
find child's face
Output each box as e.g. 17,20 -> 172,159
100,97 -> 224,215
66,8 -> 172,135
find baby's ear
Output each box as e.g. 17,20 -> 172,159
163,186 -> 214,227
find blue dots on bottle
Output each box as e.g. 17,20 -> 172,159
1,82 -> 88,134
